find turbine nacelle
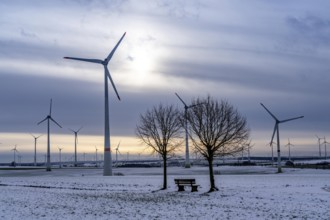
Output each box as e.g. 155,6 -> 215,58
102,60 -> 108,65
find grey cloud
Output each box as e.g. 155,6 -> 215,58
287,15 -> 330,34
160,55 -> 329,99
0,72 -> 182,137
283,14 -> 330,52
156,0 -> 201,19
20,28 -> 39,39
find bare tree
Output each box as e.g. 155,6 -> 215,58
136,104 -> 182,189
187,96 -> 250,192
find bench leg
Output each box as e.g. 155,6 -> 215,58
191,185 -> 198,192
178,185 -> 185,191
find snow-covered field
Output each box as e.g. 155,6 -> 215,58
0,166 -> 329,220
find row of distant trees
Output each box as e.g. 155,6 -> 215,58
136,95 -> 250,192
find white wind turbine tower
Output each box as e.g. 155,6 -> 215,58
30,134 -> 42,166
83,152 -> 86,162
175,92 -> 204,168
115,141 -> 121,167
285,138 -> 294,161
260,103 -> 304,173
64,32 -> 126,176
315,135 -> 324,158
69,126 -> 83,167
95,146 -> 98,167
245,141 -> 253,163
322,137 -> 329,160
37,99 -> 62,171
58,147 -> 63,168
11,145 -> 18,166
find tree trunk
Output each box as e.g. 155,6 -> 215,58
162,156 -> 167,190
207,158 -> 218,192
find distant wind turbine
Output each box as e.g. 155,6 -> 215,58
58,147 -> 63,168
175,92 -> 204,168
11,145 -> 18,166
260,103 -> 304,173
315,135 -> 324,158
115,141 -> 121,166
64,32 -> 126,176
83,152 -> 86,162
245,141 -> 253,163
322,137 -> 329,160
30,134 -> 42,166
95,146 -> 98,167
37,99 -> 62,171
69,126 -> 83,167
285,138 -> 294,161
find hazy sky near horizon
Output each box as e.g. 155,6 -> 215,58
1,0 -> 330,160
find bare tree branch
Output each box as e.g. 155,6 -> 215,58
187,95 -> 250,192
136,104 -> 182,189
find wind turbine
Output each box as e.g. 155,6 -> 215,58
95,146 -> 98,167
64,32 -> 126,176
30,134 -> 42,166
260,103 -> 304,173
245,141 -> 253,163
315,135 -> 324,158
115,141 -> 121,167
69,126 -> 83,167
83,152 -> 86,162
58,147 -> 63,168
11,145 -> 18,166
37,99 -> 62,171
285,138 -> 294,161
175,92 -> 204,168
322,137 -> 329,160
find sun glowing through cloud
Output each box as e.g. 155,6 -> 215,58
128,46 -> 154,86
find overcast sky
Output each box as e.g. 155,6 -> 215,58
1,0 -> 330,161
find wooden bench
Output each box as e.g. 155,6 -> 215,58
174,178 -> 199,192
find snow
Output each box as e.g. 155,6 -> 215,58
0,166 -> 329,220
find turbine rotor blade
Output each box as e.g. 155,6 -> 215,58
63,57 -> 103,64
106,32 -> 126,63
260,103 -> 279,121
77,126 -> 83,133
50,117 -> 62,128
49,99 -> 52,116
175,93 -> 188,107
280,116 -> 304,123
270,124 -> 277,144
105,67 -> 120,100
37,117 -> 48,125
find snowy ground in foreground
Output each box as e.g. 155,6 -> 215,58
0,166 -> 329,220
